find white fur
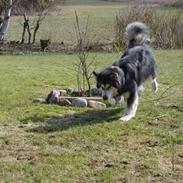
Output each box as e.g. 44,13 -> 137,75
101,87 -> 118,100
138,85 -> 145,96
120,93 -> 139,121
152,78 -> 159,92
125,21 -> 150,45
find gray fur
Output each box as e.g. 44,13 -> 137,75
125,21 -> 150,48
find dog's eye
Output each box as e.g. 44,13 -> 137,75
97,84 -> 101,88
100,84 -> 104,90
101,85 -> 111,90
106,86 -> 111,89
105,84 -> 111,89
101,86 -> 105,89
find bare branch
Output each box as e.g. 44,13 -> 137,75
142,84 -> 179,103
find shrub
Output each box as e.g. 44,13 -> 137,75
152,10 -> 183,49
114,5 -> 183,49
12,0 -> 54,15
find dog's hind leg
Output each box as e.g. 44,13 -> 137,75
152,78 -> 159,92
151,64 -> 159,92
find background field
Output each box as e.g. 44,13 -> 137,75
0,50 -> 183,182
6,3 -> 182,50
57,0 -> 183,6
6,5 -> 124,44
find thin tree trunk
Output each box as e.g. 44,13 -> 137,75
0,0 -> 12,41
27,23 -> 31,44
86,74 -> 91,97
21,14 -> 31,44
32,21 -> 39,44
21,14 -> 28,44
20,26 -> 26,44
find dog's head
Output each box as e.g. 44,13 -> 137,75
93,66 -> 124,100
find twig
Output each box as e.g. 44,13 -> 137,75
152,114 -> 168,120
142,84 -> 178,103
168,105 -> 183,112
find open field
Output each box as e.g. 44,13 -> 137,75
6,5 -> 124,44
6,4 -> 179,45
6,2 -> 183,53
0,50 -> 183,182
57,0 -> 183,6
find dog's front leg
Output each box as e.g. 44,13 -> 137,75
120,81 -> 139,121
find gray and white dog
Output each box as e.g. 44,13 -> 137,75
93,22 -> 159,121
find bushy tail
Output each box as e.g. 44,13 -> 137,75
125,22 -> 150,47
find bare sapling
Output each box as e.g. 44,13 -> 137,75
73,11 -> 97,97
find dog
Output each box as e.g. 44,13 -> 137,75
93,22 -> 159,121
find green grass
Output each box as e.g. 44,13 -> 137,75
0,50 -> 183,182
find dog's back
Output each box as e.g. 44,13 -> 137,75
114,45 -> 157,86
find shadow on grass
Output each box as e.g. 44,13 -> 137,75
20,115 -> 48,123
28,108 -> 121,133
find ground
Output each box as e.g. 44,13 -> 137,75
1,1 -> 183,182
0,51 -> 183,182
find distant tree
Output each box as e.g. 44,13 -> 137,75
20,0 -> 54,44
0,1 -> 5,13
0,0 -> 55,41
0,0 -> 12,41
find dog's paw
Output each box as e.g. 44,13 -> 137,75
155,83 -> 159,93
119,115 -> 133,121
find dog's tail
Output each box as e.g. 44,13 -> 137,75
125,22 -> 150,47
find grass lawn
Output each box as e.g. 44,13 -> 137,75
0,50 -> 183,182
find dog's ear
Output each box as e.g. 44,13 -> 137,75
93,71 -> 99,78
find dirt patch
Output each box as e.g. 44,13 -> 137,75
0,124 -> 39,163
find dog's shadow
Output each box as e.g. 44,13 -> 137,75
28,108 -> 121,133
